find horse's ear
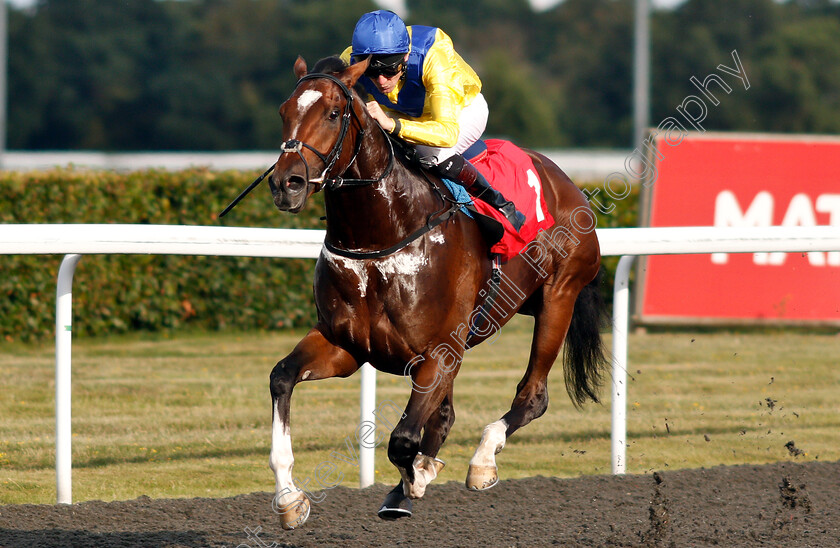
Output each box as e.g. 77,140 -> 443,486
294,56 -> 308,79
342,57 -> 369,88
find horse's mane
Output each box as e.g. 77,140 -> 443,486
310,56 -> 368,97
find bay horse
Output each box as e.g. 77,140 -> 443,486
261,56 -> 607,529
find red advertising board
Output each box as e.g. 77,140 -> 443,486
639,132 -> 840,324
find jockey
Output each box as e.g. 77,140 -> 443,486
342,10 -> 525,231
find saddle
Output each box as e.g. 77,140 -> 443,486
461,139 -> 555,261
391,137 -> 555,262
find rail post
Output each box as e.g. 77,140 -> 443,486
56,254 -> 82,504
359,363 -> 377,487
611,255 -> 635,475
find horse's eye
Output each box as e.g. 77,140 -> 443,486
329,108 -> 340,121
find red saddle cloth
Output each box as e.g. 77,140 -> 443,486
469,139 -> 555,261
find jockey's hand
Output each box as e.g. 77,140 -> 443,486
365,101 -> 396,133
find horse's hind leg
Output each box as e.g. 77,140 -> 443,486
411,386 -> 455,492
419,386 -> 455,457
388,358 -> 458,500
269,326 -> 359,529
379,387 -> 454,520
465,288 -> 575,490
467,267 -> 604,490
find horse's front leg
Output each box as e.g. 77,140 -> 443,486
269,326 -> 359,530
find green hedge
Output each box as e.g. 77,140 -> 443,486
581,180 -> 641,310
0,168 -> 327,342
0,170 -> 638,342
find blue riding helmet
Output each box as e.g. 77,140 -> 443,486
351,10 -> 410,57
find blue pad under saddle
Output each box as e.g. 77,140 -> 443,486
442,179 -> 474,218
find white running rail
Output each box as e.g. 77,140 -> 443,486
3,224 -> 840,502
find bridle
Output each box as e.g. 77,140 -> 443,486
219,71 -> 463,261
273,73 -> 397,192
219,73 -> 394,218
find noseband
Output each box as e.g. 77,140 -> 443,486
219,73 -> 393,218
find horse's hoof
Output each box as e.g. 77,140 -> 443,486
465,464 -> 499,491
378,484 -> 413,520
273,491 -> 311,530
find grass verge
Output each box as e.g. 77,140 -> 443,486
2,318 -> 838,505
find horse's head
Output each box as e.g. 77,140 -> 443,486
270,56 -> 370,213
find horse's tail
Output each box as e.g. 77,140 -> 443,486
562,268 -> 610,407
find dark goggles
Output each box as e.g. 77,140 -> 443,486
361,55 -> 406,79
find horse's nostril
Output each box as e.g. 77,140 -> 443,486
285,176 -> 306,193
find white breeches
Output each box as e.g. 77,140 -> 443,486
415,93 -> 489,167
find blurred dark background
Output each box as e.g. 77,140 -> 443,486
7,0 -> 840,151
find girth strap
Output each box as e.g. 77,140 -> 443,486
470,256 -> 503,337
323,201 -> 462,260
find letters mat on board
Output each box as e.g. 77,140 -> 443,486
638,131 -> 840,324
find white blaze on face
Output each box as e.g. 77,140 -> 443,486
297,90 -> 322,115
269,399 -> 296,495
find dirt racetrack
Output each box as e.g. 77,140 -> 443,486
1,459 -> 838,547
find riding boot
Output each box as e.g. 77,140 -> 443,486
434,154 -> 526,231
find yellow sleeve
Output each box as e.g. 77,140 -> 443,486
394,29 -> 481,148
339,46 -> 353,67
